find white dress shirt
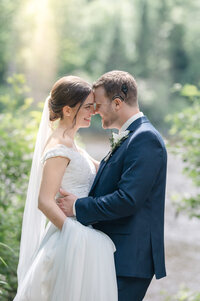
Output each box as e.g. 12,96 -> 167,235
119,111 -> 144,133
73,111 -> 144,216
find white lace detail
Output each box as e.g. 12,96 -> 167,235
41,144 -> 96,198
41,144 -> 75,163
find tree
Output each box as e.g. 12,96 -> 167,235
169,24 -> 189,83
0,0 -> 21,84
135,0 -> 151,77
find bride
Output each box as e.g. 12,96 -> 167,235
14,76 -> 118,301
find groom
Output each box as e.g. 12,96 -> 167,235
58,70 -> 167,300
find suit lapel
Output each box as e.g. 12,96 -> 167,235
90,116 -> 149,194
90,157 -> 108,193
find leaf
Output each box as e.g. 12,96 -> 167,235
0,257 -> 7,267
181,84 -> 200,98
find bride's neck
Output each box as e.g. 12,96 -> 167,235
57,119 -> 78,140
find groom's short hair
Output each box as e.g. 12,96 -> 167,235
93,70 -> 138,106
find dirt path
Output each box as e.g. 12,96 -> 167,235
81,134 -> 200,300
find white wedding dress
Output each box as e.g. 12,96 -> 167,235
14,144 -> 118,301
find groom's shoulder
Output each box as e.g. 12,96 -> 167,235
129,119 -> 166,148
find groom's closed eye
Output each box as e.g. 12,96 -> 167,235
95,103 -> 102,110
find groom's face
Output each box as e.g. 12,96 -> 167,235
94,86 -> 117,129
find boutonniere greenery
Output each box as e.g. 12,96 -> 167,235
104,130 -> 130,161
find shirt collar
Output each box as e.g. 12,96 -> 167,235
119,112 -> 144,133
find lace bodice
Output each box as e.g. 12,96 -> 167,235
41,144 -> 96,198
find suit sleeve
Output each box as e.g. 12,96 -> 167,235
75,131 -> 165,226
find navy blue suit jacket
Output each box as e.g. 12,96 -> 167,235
75,116 -> 167,279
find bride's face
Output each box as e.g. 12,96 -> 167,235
75,92 -> 95,128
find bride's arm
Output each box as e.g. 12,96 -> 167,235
38,157 -> 69,229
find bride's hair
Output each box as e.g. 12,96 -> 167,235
48,76 -> 92,122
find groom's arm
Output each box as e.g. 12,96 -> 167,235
75,131 -> 166,226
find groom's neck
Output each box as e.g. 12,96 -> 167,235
116,107 -> 140,129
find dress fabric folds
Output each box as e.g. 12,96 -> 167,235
14,144 -> 118,301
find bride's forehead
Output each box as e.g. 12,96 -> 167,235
85,93 -> 95,103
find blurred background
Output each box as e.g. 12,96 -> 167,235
0,0 -> 200,300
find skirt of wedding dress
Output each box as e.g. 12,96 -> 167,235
14,218 -> 118,301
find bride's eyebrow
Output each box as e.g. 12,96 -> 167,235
83,103 -> 94,106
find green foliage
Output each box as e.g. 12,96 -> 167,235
0,73 -> 31,112
0,75 -> 40,300
135,0 -> 152,77
0,0 -> 21,83
1,0 -> 200,130
49,0 -> 200,131
169,24 -> 189,83
163,287 -> 200,301
166,84 -> 200,219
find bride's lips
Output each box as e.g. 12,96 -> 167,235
84,118 -> 91,122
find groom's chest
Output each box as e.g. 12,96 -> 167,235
90,142 -> 127,195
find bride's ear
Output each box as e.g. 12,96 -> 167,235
62,105 -> 71,117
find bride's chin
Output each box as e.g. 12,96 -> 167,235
84,120 -> 91,127
80,123 -> 91,128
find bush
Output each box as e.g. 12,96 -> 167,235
166,84 -> 200,219
163,287 -> 200,301
0,75 -> 41,300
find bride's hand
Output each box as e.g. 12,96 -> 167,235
56,188 -> 77,217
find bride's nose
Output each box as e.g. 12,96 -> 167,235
91,103 -> 96,114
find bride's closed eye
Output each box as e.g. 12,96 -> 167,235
83,103 -> 94,111
84,105 -> 92,110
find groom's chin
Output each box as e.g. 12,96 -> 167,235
101,120 -> 108,129
101,123 -> 108,129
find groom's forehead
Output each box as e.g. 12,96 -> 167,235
94,87 -> 107,103
94,97 -> 105,105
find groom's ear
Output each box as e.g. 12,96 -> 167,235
112,98 -> 123,111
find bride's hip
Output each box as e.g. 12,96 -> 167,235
46,218 -> 116,252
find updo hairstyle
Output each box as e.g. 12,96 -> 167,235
48,76 -> 92,122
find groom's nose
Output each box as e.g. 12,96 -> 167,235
94,103 -> 101,114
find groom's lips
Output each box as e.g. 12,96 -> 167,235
84,118 -> 91,122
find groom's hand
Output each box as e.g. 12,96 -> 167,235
56,188 -> 77,217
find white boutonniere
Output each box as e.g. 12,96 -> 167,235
104,130 -> 130,161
